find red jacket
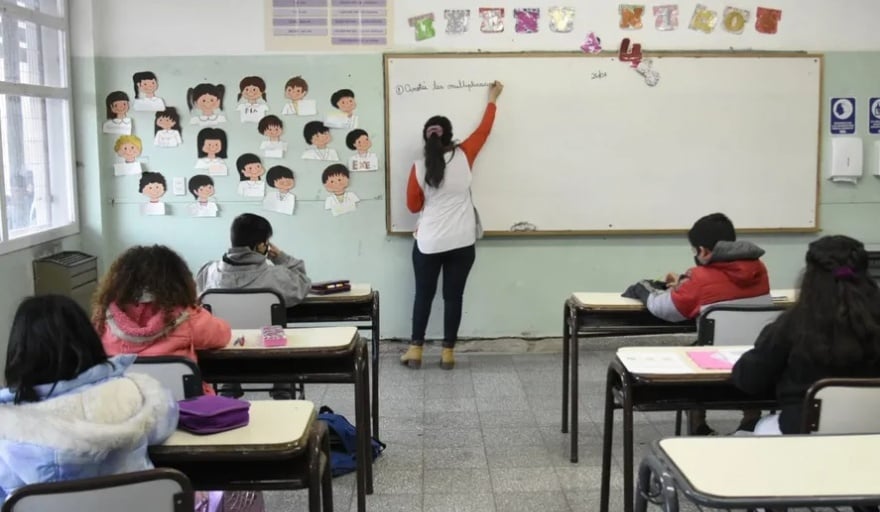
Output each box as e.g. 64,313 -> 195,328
671,259 -> 770,319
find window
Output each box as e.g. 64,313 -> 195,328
0,0 -> 75,254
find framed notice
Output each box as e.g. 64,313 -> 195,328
266,0 -> 392,51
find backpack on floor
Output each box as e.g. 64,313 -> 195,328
318,405 -> 386,477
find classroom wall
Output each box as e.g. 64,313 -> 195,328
68,1 -> 880,341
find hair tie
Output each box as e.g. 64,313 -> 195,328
425,125 -> 443,138
832,266 -> 856,280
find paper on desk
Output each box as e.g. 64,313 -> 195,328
617,351 -> 693,374
687,348 -> 748,370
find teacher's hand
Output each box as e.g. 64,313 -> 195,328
489,80 -> 504,103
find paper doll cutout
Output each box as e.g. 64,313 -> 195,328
619,4 -> 645,29
479,8 -> 504,33
195,128 -> 228,176
722,7 -> 749,34
689,4 -> 718,33
139,171 -> 167,216
325,89 -> 358,129
281,76 -> 317,116
302,121 -> 339,161
444,9 -> 470,34
346,129 -> 378,172
188,174 -> 218,217
755,7 -> 782,35
548,6 -> 575,33
581,32 -> 602,53
132,71 -> 165,112
263,165 -> 296,216
408,13 -> 436,41
258,115 -> 287,159
187,83 -> 227,126
322,164 -> 359,217
653,5 -> 679,30
154,107 -> 182,148
514,8 -> 540,34
113,135 -> 143,176
619,38 -> 643,66
236,153 -> 266,198
236,76 -> 269,123
102,91 -> 132,135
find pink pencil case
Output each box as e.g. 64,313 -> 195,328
261,326 -> 287,347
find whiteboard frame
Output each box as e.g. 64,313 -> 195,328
383,51 -> 823,237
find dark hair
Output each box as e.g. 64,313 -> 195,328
422,115 -> 454,188
132,71 -> 157,98
774,235 -> 880,369
197,128 -> 227,158
186,83 -> 225,112
138,171 -> 166,193
105,91 -> 129,120
231,213 -> 273,249
237,76 -> 267,101
6,295 -> 109,404
92,245 -> 198,334
154,107 -> 182,135
266,165 -> 295,188
188,174 -> 214,199
687,213 -> 736,250
284,76 -> 309,93
258,115 -> 282,135
322,163 -> 350,183
345,129 -> 368,150
303,121 -> 329,144
236,153 -> 263,181
330,88 -> 355,108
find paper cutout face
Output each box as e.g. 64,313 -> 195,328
259,116 -> 283,140
156,114 -> 176,131
331,89 -> 357,116
353,134 -> 370,152
322,164 -> 358,216
242,164 -> 264,181
139,171 -> 166,202
285,76 -> 309,102
324,171 -> 349,195
134,72 -> 159,98
106,91 -> 130,120
189,174 -> 215,201
239,76 -> 267,103
197,128 -> 227,159
266,166 -> 296,193
187,83 -> 226,125
114,135 -> 142,163
305,121 -> 332,148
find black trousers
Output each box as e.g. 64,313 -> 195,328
411,242 -> 476,348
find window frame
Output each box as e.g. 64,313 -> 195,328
0,0 -> 77,256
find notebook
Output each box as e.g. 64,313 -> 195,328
686,348 -> 747,370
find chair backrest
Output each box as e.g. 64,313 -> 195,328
127,356 -> 203,401
803,378 -> 880,434
1,468 -> 193,512
199,288 -> 286,328
696,302 -> 784,346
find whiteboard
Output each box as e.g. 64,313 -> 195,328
384,53 -> 821,234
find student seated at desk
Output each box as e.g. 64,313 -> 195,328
0,295 -> 178,500
195,213 -> 311,399
733,235 -> 880,436
95,245 -> 231,396
625,213 -> 770,435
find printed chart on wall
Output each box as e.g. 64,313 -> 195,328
265,0 -> 393,51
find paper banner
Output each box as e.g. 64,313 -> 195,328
755,7 -> 782,35
619,4 -> 645,30
445,9 -> 470,34
689,4 -> 718,33
479,7 -> 504,33
514,8 -> 540,34
653,5 -> 679,31
408,13 -> 436,41
722,7 -> 750,34
549,6 -> 575,33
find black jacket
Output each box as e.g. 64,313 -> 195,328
731,321 -> 880,434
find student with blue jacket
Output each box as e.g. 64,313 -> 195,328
0,295 -> 178,501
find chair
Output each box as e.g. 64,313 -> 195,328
128,356 -> 203,401
1,468 -> 193,512
199,287 -> 287,328
803,378 -> 880,434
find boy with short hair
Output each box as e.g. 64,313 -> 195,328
301,121 -> 339,161
625,212 -> 771,434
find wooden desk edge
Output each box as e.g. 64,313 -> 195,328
303,289 -> 375,304
199,332 -> 360,359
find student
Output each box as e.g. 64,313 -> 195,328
624,212 -> 771,434
0,295 -> 178,500
195,213 -> 311,399
732,235 -> 880,435
95,245 -> 232,396
401,80 -> 503,370
301,121 -> 338,161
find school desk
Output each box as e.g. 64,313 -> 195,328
599,346 -> 777,512
561,289 -> 797,463
149,400 -> 332,512
196,327 -> 372,512
635,434 -> 880,511
288,283 -> 381,438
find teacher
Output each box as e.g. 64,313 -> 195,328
401,80 -> 504,370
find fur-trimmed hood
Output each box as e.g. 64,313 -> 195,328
104,302 -> 190,346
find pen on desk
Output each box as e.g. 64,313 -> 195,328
232,336 -> 245,346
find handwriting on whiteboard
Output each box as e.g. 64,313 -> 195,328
395,79 -> 493,96
591,71 -> 607,80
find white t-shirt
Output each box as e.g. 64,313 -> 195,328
237,101 -> 269,123
325,112 -> 358,130
190,201 -> 218,217
324,192 -> 360,216
142,201 -> 166,216
103,118 -> 132,135
189,112 -> 227,126
113,160 -> 142,176
302,147 -> 339,161
237,180 -> 266,198
281,99 -> 317,116
413,149 -> 476,254
262,190 -> 296,215
154,130 -> 182,148
260,140 -> 287,159
349,152 -> 378,172
195,157 -> 228,176
133,96 -> 166,112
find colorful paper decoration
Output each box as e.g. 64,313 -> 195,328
689,4 -> 718,33
479,8 -> 504,33
514,8 -> 540,33
408,13 -> 436,41
619,4 -> 645,30
580,32 -> 602,54
634,59 -> 660,87
548,6 -> 575,33
653,4 -> 679,31
722,7 -> 750,34
755,7 -> 782,35
444,9 -> 470,34
618,37 -> 643,66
